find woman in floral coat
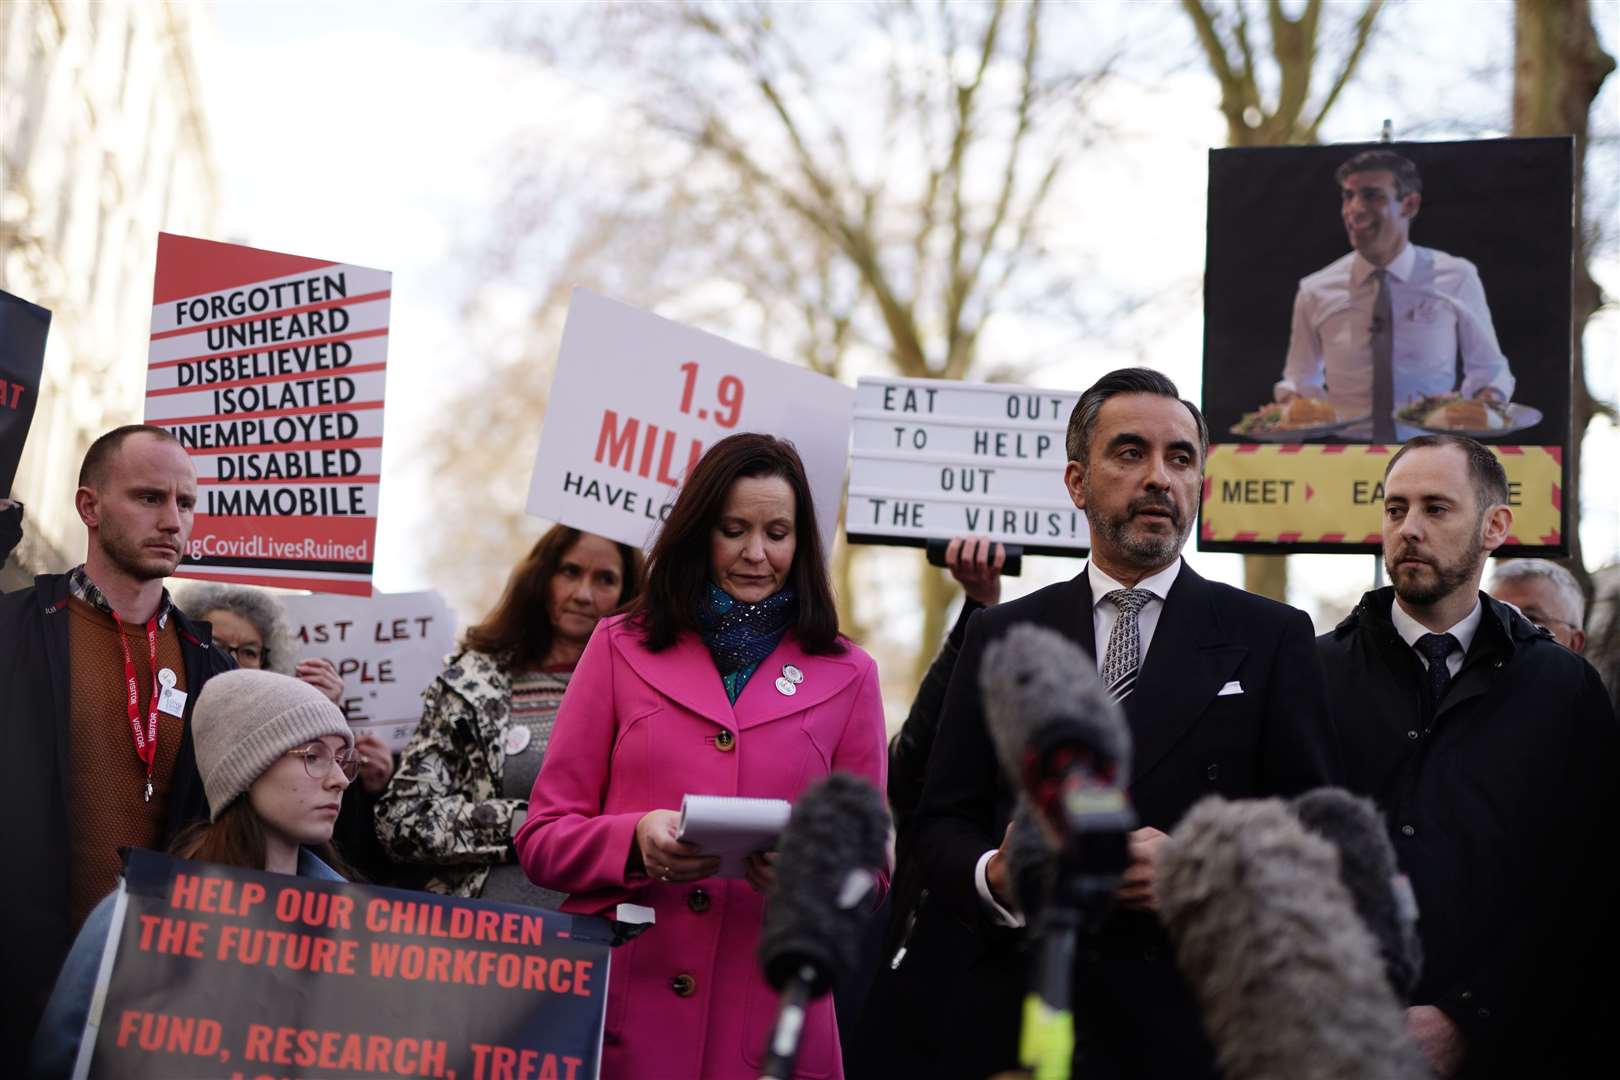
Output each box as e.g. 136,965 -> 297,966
375,526 -> 642,901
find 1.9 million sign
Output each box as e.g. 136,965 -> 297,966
525,290 -> 853,553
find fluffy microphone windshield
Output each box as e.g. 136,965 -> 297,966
1291,787 -> 1423,999
979,623 -> 1130,787
758,773 -> 891,996
1005,795 -> 1057,921
1158,796 -> 1428,1080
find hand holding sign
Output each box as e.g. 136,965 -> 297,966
293,657 -> 343,704
944,535 -> 1007,605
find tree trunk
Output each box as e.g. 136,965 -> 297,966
831,535 -> 869,647
1511,0 -> 1615,596
914,561 -> 959,687
1243,554 -> 1292,606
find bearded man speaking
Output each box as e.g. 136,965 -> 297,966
1321,434 -> 1618,1079
880,368 -> 1336,1080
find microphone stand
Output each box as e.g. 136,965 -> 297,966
1020,790 -> 1133,1080
759,962 -> 819,1080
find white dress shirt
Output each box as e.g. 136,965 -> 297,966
1276,244 -> 1515,439
1389,594 -> 1482,679
974,558 -> 1185,926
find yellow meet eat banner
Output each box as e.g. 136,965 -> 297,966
1200,444 -> 1563,548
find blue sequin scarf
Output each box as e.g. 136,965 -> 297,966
696,583 -> 796,704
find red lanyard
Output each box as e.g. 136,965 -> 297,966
112,610 -> 162,802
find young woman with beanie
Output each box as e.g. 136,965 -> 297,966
178,581 -> 398,884
29,668 -> 358,1078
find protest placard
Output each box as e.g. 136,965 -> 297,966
1198,138 -> 1572,555
846,376 -> 1089,555
525,290 -> 853,553
76,849 -> 612,1080
279,590 -> 458,753
144,233 -> 391,594
0,288 -> 51,496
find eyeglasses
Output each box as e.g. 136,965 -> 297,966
1519,609 -> 1579,633
220,642 -> 264,665
285,742 -> 360,781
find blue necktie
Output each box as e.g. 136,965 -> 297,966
1414,632 -> 1457,721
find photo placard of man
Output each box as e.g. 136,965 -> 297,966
867,369 -> 1337,1080
1275,150 -> 1515,442
1320,435 -> 1618,1078
0,425 -> 235,1069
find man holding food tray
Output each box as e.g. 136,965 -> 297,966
1273,149 -> 1516,442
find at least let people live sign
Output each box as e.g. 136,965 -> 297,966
144,234 -> 391,596
279,589 -> 458,754
847,376 -> 1089,555
526,290 -> 853,553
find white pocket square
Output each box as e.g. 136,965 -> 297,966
1217,680 -> 1244,697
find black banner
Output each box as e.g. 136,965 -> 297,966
77,850 -> 612,1080
0,288 -> 50,496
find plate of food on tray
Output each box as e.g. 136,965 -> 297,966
1229,396 -> 1369,441
1395,394 -> 1543,438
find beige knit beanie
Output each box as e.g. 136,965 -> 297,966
192,669 -> 354,820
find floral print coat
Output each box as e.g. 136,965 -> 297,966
374,648 -> 555,897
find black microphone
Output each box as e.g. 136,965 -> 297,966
1004,795 -> 1057,928
980,623 -> 1134,853
757,773 -> 890,1080
1158,796 -> 1429,1080
980,624 -> 1136,1077
1290,787 -> 1423,999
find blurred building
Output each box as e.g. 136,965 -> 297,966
1,0 -> 220,587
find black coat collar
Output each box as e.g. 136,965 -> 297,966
1334,586 -> 1548,727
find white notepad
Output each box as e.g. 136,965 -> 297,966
676,794 -> 793,878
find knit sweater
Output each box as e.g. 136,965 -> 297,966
65,598 -> 187,929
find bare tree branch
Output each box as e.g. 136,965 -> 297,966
1304,0 -> 1385,141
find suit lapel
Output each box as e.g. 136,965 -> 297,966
1064,572 -> 1098,660
616,631 -> 738,729
1126,564 -> 1247,786
1435,595 -> 1510,725
733,636 -> 859,730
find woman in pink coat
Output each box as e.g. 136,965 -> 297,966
515,433 -> 888,1080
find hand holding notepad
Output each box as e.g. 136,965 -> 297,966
676,794 -> 793,879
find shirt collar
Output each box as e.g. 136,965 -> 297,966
1351,241 -> 1417,287
1389,593 -> 1482,656
68,564 -> 173,629
1087,557 -> 1183,609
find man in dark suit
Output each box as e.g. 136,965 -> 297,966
879,368 -> 1337,1080
1322,435 -> 1618,1079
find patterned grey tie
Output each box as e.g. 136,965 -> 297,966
1370,268 -> 1396,442
1101,588 -> 1155,701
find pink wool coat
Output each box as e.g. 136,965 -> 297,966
514,614 -> 888,1080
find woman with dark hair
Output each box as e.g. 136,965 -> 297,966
376,525 -> 643,904
514,433 -> 887,1080
30,670 -> 357,1078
